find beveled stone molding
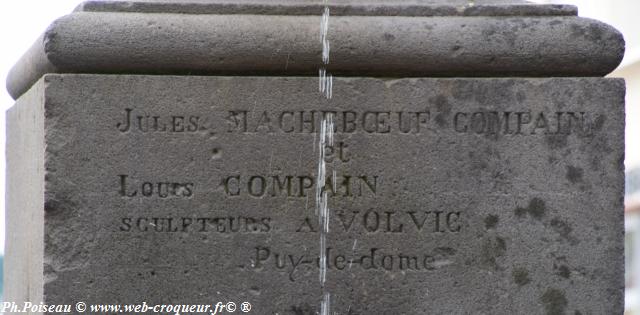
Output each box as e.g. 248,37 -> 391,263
75,0 -> 579,17
6,3 -> 624,99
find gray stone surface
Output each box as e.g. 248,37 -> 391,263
6,12 -> 624,99
75,0 -> 577,17
7,74 -> 624,314
5,79 -> 45,307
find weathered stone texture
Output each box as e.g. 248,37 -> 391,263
6,6 -> 624,99
6,74 -> 623,314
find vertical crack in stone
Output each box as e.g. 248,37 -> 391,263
316,118 -> 328,282
317,93 -> 334,315
317,1 -> 333,315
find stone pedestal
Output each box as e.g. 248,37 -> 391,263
5,1 -> 626,314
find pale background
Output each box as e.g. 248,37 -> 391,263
0,0 -> 639,310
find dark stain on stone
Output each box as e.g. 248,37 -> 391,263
516,90 -> 526,103
571,23 -> 604,42
565,166 -> 583,184
383,33 -> 395,41
540,288 -> 568,315
434,114 -> 447,128
44,196 -> 62,214
546,134 -> 568,149
484,215 -> 499,229
555,264 -> 571,279
512,267 -> 530,286
451,45 -> 463,57
44,191 -> 75,216
469,151 -> 489,171
552,254 -> 567,262
451,81 -> 475,100
288,304 -> 314,315
618,153 -> 625,170
549,20 -> 562,26
574,311 -> 582,315
591,136 -> 612,157
481,236 -> 507,270
570,24 -> 585,37
434,247 -> 457,256
593,115 -> 606,132
503,30 -> 518,46
550,217 -> 578,245
587,24 -> 604,41
515,198 -> 546,220
434,95 -> 451,128
434,95 -> 450,112
482,25 -> 498,37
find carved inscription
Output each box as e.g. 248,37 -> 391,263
222,174 -> 377,198
252,246 -> 456,281
119,175 -> 194,198
116,108 -> 205,133
112,103 -> 601,281
453,111 -> 590,135
120,216 -> 271,233
226,110 -> 430,134
114,108 -> 596,136
296,210 -> 462,234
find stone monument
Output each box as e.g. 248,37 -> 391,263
5,0 -> 626,314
